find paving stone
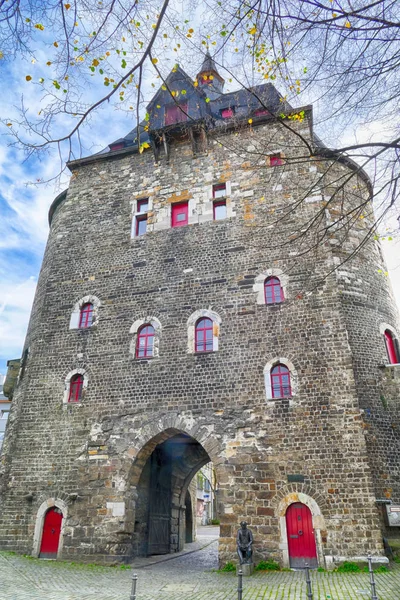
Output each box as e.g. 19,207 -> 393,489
1,544 -> 400,600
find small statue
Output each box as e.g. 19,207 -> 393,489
237,521 -> 253,564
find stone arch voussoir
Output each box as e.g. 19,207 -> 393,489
127,414 -> 222,489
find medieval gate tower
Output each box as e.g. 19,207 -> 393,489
1,55 -> 400,568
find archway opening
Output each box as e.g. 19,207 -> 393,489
133,432 -> 217,557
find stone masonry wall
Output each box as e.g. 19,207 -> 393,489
0,117 -> 390,566
326,175 -> 400,535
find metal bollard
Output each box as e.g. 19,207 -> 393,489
237,568 -> 243,600
130,573 -> 138,600
367,556 -> 378,600
304,563 -> 313,600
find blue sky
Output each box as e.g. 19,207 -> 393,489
1,30 -> 400,377
0,54 -> 137,375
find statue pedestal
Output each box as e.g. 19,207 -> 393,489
237,563 -> 254,576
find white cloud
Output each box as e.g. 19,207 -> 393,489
0,277 -> 37,360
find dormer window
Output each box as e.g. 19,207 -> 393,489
165,103 -> 188,126
254,108 -> 269,117
109,142 -> 125,151
200,75 -> 213,85
221,107 -> 234,119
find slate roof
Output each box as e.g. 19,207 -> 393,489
106,63 -> 293,154
61,59 -> 372,208
198,51 -> 224,81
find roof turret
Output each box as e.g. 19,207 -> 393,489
196,51 -> 224,99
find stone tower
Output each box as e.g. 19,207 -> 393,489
1,57 -> 400,568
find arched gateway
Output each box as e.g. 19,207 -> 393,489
128,429 -> 217,557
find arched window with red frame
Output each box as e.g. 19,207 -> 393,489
264,277 -> 284,304
79,303 -> 94,328
271,364 -> 291,398
384,329 -> 400,364
195,318 -> 213,353
68,374 -> 84,403
136,324 -> 155,358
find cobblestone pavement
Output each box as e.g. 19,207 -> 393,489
1,535 -> 400,600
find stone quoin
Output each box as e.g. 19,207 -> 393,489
1,53 -> 400,568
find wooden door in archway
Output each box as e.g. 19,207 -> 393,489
286,503 -> 317,568
147,446 -> 172,555
185,490 -> 193,543
39,507 -> 63,559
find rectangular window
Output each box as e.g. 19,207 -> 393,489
213,200 -> 227,220
212,183 -> 226,198
165,103 -> 188,126
171,202 -> 188,227
221,107 -> 234,119
134,198 -> 149,237
137,198 -> 149,213
269,153 -> 284,166
136,215 -> 147,236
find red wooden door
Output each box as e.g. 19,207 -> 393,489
39,508 -> 63,558
286,503 -> 317,568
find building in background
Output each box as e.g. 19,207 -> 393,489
196,463 -> 217,526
